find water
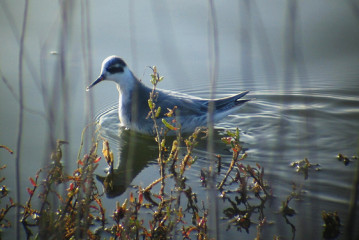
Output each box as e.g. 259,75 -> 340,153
1,0 -> 359,239
94,74 -> 359,239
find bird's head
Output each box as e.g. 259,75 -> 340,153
87,56 -> 133,91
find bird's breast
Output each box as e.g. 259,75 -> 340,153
118,94 -> 131,127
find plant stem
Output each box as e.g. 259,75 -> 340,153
15,1 -> 29,239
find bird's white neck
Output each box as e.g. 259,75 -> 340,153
116,70 -> 138,127
115,69 -> 136,95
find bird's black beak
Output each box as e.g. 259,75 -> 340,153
86,74 -> 105,91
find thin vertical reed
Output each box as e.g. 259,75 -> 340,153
15,1 -> 29,239
207,0 -> 219,238
80,1 -> 95,236
81,0 -> 94,148
127,0 -> 139,202
276,0 -> 297,237
59,0 -> 70,176
284,2 -> 317,239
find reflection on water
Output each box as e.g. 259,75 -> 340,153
95,110 -> 158,197
95,133 -> 157,198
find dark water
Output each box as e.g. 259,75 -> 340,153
1,0 -> 359,239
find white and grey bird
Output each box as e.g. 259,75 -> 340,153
87,56 -> 249,135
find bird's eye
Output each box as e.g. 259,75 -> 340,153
107,64 -> 124,74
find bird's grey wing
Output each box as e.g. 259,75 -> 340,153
155,91 -> 208,117
209,91 -> 250,111
152,89 -> 249,118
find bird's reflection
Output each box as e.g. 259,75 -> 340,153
96,128 -> 158,198
94,103 -> 243,198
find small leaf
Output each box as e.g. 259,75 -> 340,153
29,177 -> 36,187
68,182 -> 74,191
155,194 -> 163,200
148,99 -> 153,109
90,205 -> 99,211
185,226 -> 197,236
102,141 -> 110,160
139,191 -> 143,205
221,137 -> 232,144
155,107 -> 161,118
161,139 -> 166,148
94,157 -> 101,163
27,188 -> 34,196
0,145 -> 13,154
78,159 -> 84,166
162,119 -> 177,130
109,152 -> 114,163
226,130 -> 236,138
122,199 -> 128,209
130,192 -> 134,203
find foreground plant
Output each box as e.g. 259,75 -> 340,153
322,211 -> 341,239
0,145 -> 16,233
290,157 -> 320,180
18,138 -> 105,239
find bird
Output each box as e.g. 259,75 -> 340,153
87,56 -> 249,135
